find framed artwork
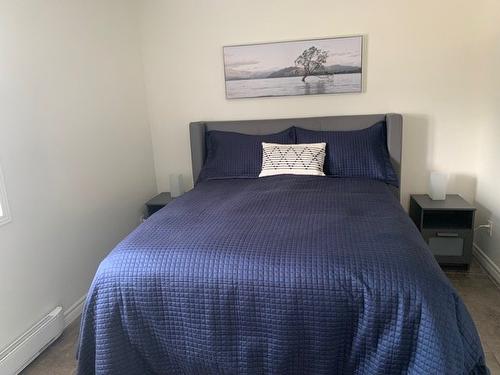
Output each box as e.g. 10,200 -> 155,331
223,35 -> 363,99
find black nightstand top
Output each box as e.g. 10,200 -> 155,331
410,194 -> 475,211
146,192 -> 172,207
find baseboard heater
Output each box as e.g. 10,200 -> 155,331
0,306 -> 64,375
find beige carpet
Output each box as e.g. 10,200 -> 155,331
21,259 -> 500,374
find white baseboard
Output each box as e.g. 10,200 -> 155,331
0,307 -> 64,375
473,243 -> 500,285
0,294 -> 87,375
64,294 -> 87,328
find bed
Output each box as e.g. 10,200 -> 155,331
77,114 -> 487,374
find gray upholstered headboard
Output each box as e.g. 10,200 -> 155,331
189,113 -> 403,198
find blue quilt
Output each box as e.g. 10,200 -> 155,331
77,176 -> 487,375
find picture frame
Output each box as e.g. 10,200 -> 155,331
223,35 -> 363,99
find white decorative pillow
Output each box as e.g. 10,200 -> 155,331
259,142 -> 326,177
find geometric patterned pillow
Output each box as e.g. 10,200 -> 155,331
259,142 -> 326,177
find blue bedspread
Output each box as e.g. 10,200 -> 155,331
77,176 -> 487,374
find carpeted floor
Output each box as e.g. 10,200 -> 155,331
20,259 -> 500,375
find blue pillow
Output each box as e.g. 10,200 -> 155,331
198,128 -> 296,182
295,122 -> 399,186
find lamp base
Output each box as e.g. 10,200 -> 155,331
429,192 -> 446,201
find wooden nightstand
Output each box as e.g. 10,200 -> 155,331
409,194 -> 476,269
145,192 -> 173,217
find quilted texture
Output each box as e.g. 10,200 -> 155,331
295,122 -> 399,186
259,142 -> 326,177
77,176 -> 487,375
197,128 -> 295,182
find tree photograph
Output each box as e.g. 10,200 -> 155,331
294,46 -> 330,82
224,35 -> 362,98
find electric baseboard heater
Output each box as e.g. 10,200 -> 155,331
0,306 -> 64,375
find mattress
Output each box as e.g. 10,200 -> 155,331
77,176 -> 487,374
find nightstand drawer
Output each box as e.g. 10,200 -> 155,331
428,236 -> 464,256
421,228 -> 473,263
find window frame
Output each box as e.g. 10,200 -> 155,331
0,164 -> 12,226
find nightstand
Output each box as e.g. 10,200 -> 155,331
145,192 -> 173,217
409,194 -> 476,269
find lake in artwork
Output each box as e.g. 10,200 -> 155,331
223,36 -> 363,99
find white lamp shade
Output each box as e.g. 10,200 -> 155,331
429,171 -> 447,200
169,174 -> 184,198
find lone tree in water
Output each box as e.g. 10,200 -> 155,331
294,46 -> 329,82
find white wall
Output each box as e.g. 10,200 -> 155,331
474,0 -> 500,269
141,0 -> 486,208
0,1 -> 156,349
